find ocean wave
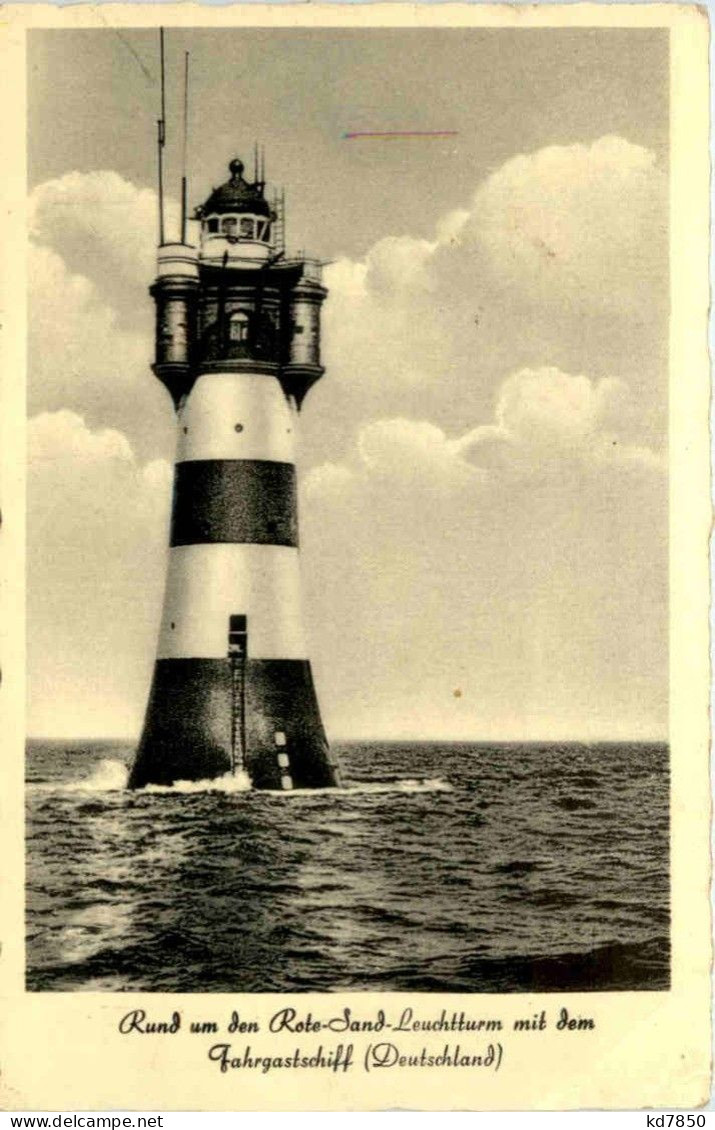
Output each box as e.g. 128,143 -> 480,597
140,773 -> 452,796
26,740 -> 669,993
28,758 -> 129,793
27,761 -> 253,796
277,777 -> 453,797
143,770 -> 252,794
28,759 -> 451,797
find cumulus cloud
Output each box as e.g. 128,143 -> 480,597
30,170 -> 182,317
307,135 -> 667,469
29,244 -> 147,408
28,178 -> 176,462
463,136 -> 664,308
457,367 -> 665,477
326,133 -> 665,319
28,411 -> 171,737
307,366 -> 664,504
31,407 -> 134,464
357,418 -> 484,486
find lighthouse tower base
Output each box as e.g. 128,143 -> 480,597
129,658 -> 339,790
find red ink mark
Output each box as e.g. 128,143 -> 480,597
343,131 -> 458,140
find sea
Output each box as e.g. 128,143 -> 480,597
26,740 -> 669,993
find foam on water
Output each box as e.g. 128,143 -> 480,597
29,755 -> 451,798
28,758 -> 129,794
143,775 -> 452,797
29,761 -> 253,796
143,770 -> 253,794
272,776 -> 453,797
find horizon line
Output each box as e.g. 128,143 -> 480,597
26,734 -> 670,746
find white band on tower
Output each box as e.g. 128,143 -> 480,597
157,543 -> 307,660
177,371 -> 296,464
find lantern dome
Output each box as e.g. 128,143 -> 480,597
196,158 -> 271,219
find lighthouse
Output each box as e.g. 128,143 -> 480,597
128,153 -> 340,791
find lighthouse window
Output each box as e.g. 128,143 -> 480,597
240,217 -> 254,240
229,311 -> 250,343
207,217 -> 219,234
221,217 -> 238,237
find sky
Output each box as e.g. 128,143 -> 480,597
27,27 -> 669,740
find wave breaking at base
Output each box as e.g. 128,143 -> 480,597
29,758 -> 452,797
143,770 -> 253,794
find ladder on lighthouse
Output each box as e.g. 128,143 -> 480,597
228,615 -> 247,775
272,189 -> 286,258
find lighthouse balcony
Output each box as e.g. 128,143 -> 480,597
200,237 -> 274,267
199,213 -> 274,267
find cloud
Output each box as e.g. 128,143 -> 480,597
29,244 -> 146,408
28,180 -> 176,462
305,415 -> 483,494
303,421 -> 476,574
363,235 -> 437,297
307,135 -> 667,470
307,367 -> 664,502
27,173 -> 180,733
357,418 -> 484,487
325,133 -> 665,321
456,367 -> 665,477
30,170 -> 182,318
31,407 -> 134,464
28,411 -> 172,737
462,135 -> 665,311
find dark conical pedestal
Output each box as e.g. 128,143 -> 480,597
129,657 -> 340,790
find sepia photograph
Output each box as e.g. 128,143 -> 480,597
23,20 -> 677,1002
0,0 -> 708,1111
24,21 -> 676,998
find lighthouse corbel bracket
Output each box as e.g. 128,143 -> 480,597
280,363 -> 325,410
151,361 -> 195,409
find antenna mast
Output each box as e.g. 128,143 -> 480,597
157,28 -> 166,246
181,50 -> 190,244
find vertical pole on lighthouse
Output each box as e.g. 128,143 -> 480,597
181,50 -> 190,245
157,27 -> 166,246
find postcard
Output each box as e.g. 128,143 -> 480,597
0,2 -> 710,1111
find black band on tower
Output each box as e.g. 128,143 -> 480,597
170,459 -> 298,547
